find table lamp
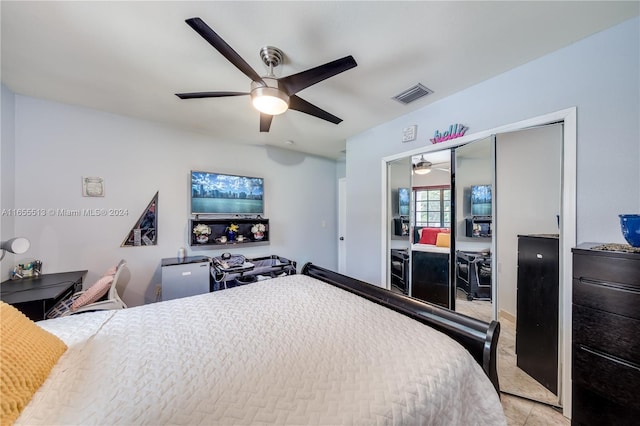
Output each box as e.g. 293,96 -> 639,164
0,237 -> 30,261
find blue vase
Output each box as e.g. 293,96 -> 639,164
619,214 -> 640,247
227,230 -> 236,242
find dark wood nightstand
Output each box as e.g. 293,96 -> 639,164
1,271 -> 87,321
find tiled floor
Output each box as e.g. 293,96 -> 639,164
498,316 -> 558,405
500,393 -> 569,426
455,292 -> 569,425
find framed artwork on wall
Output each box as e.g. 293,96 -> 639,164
82,176 -> 105,197
122,192 -> 158,247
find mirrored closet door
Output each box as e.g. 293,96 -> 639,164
452,136 -> 495,322
386,150 -> 453,308
387,157 -> 412,295
409,150 -> 453,308
385,123 -> 565,407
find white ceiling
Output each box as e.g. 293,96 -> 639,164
2,1 -> 638,159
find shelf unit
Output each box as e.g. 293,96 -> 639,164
465,216 -> 492,238
190,217 -> 269,247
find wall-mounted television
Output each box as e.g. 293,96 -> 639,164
398,187 -> 410,216
470,184 -> 492,216
191,171 -> 264,215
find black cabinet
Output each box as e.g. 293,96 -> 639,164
571,243 -> 640,425
411,250 -> 450,308
390,249 -> 409,294
516,234 -> 559,395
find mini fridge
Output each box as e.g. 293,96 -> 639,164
161,255 -> 211,301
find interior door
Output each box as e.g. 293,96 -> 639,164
338,178 -> 347,274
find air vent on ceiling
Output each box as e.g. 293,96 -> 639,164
392,83 -> 433,105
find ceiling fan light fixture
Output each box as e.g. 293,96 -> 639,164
414,167 -> 432,175
413,158 -> 432,175
251,86 -> 289,115
178,19 -> 357,132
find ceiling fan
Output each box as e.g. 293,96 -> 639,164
413,156 -> 450,175
176,17 -> 358,132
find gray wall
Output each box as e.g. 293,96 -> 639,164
3,94 -> 339,305
345,17 -> 639,284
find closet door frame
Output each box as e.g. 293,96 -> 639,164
381,107 -> 576,417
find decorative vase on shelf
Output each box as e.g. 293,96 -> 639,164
196,234 -> 209,244
227,230 -> 236,242
254,231 -> 264,240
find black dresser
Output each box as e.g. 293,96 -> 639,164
517,234 -> 559,395
572,243 -> 640,425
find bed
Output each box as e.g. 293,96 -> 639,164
4,264 -> 504,425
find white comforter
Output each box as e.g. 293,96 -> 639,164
21,274 -> 505,425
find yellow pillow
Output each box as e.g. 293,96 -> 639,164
1,302 -> 67,425
436,232 -> 451,248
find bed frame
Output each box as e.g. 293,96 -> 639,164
302,262 -> 500,394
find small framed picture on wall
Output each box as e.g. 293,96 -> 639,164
82,176 -> 105,197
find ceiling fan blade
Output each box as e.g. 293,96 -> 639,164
279,55 -> 357,95
432,162 -> 450,172
289,95 -> 342,124
260,113 -> 273,132
176,91 -> 249,99
185,17 -> 265,85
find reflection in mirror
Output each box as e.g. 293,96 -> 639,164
452,136 -> 494,322
387,158 -> 411,295
495,125 -> 563,406
408,150 -> 453,308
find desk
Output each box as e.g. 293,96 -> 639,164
1,271 -> 87,321
455,251 -> 491,301
212,255 -> 296,291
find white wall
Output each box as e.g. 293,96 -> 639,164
4,94 -> 339,306
1,84 -> 17,280
345,17 -> 640,284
